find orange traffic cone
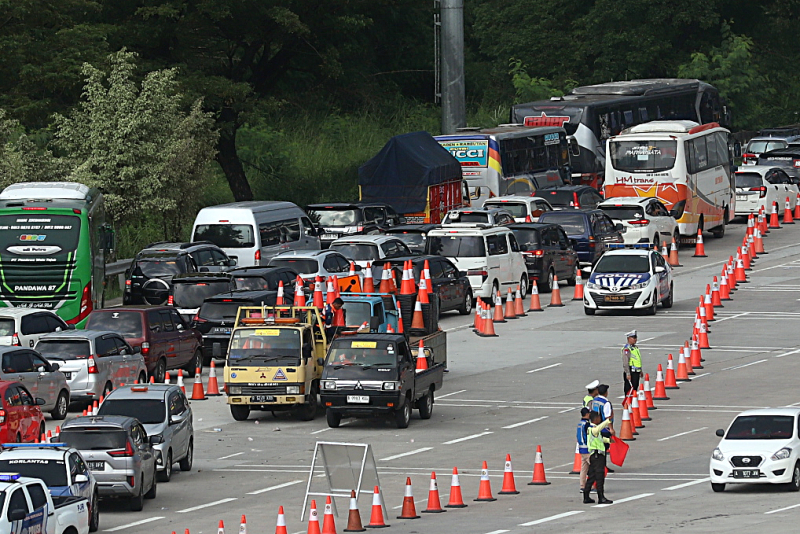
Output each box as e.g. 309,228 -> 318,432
770,201 -> 782,228
548,276 -> 564,307
397,478 -> 421,519
661,241 -> 669,263
411,300 -> 425,331
379,264 -> 393,294
693,229 -> 707,257
400,262 -> 415,295
528,281 -> 543,312
275,506 -> 288,534
190,368 -> 206,400
92,400 -> 99,415
422,472 -> 445,513
683,342 -> 695,376
572,270 -> 584,301
719,271 -> 731,300
344,490 -> 366,531
665,354 -> 680,388
528,445 -> 550,485
698,321 -> 711,350
514,286 -> 526,317
668,237 -> 682,267
504,289 -> 517,319
643,373 -> 656,409
446,468 -> 468,508
385,324 -> 395,334
218,520 -> 225,534
654,364 -> 670,399
326,278 -> 336,305
395,302 -> 404,334
177,369 -> 185,393
475,461 -> 497,500
784,197 -> 795,224
478,303 -> 498,337
795,193 -> 800,219
164,371 -> 171,385
363,262 -> 374,293
366,486 -> 388,528
415,340 -> 428,373
735,256 -> 748,283
417,283 -> 429,305
570,444 -> 582,474
46,430 -> 52,443
630,393 -> 644,428
307,500 -> 322,534
276,280 -> 285,305
498,454 -> 519,494
619,407 -> 636,441
149,376 -> 155,384
473,298 -> 483,332
690,338 -> 703,369
322,496 -> 337,534
313,277 -> 325,308
704,289 -> 714,321
493,292 -> 506,323
423,260 -> 434,295
742,244 -> 752,270
294,276 -> 306,306
637,385 -> 651,421
754,228 -> 766,254
711,277 -> 723,307
240,515 -> 248,534
206,361 -> 221,396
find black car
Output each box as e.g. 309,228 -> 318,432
191,289 -> 278,364
509,223 -> 580,292
538,209 -> 624,266
170,272 -> 234,323
384,224 -> 440,254
539,186 -> 605,210
372,255 -> 472,315
228,266 -> 300,294
124,242 -> 235,305
306,202 -> 405,248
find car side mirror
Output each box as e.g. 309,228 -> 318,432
169,414 -> 183,425
568,136 -> 580,157
50,363 -> 60,371
716,429 -> 725,437
354,264 -> 362,271
655,266 -> 666,273
133,346 -> 141,354
74,474 -> 89,484
149,435 -> 164,445
569,239 -> 578,248
9,509 -> 26,521
35,397 -> 46,406
228,258 -> 237,267
68,324 -> 76,330
124,269 -> 131,279
615,223 -> 624,231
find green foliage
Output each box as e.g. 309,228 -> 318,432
0,110 -> 68,188
509,60 -> 577,104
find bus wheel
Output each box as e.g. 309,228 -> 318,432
712,210 -> 727,238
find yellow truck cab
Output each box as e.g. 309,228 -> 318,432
224,306 -> 327,421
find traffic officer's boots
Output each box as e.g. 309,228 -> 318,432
582,490 -> 595,504
597,493 -> 613,505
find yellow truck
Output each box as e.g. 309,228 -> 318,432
224,306 -> 328,421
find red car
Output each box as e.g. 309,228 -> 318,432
0,381 -> 46,443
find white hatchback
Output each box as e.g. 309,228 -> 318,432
735,166 -> 799,216
329,235 -> 413,269
598,197 -> 678,246
0,309 -> 72,349
483,196 -> 554,222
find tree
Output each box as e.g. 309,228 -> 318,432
0,110 -> 68,188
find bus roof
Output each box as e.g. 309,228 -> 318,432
436,125 -> 564,141
613,121 -> 728,139
0,182 -> 94,201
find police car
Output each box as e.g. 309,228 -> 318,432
0,472 -> 90,534
583,245 -> 673,315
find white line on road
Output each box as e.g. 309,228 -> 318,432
657,427 -> 708,442
594,492 -> 653,508
662,478 -> 710,491
502,416 -> 548,429
218,452 -> 245,460
247,480 -> 304,495
526,363 -> 562,374
434,403 -> 493,408
765,503 -> 800,514
380,448 -> 434,461
311,420 -> 351,434
559,407 -> 577,413
442,432 -> 493,445
518,510 -> 584,526
545,462 -> 573,471
484,531 -> 511,534
722,359 -> 767,371
104,517 -> 164,532
776,348 -> 800,358
436,389 -> 467,399
689,373 -> 710,380
176,498 -> 237,513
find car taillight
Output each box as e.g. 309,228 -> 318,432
128,476 -> 136,488
87,357 -> 98,374
11,334 -> 19,346
125,279 -> 131,287
0,409 -> 5,423
255,249 -> 261,266
167,295 -> 174,305
357,225 -> 364,232
522,250 -> 544,257
109,441 -> 135,457
467,269 -> 488,276
192,314 -> 207,324
742,153 -> 755,162
750,186 -> 767,198
571,192 -> 581,208
629,219 -> 649,225
141,342 -> 150,355
67,282 -> 93,325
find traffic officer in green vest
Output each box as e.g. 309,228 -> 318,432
622,330 -> 642,396
583,410 -> 614,504
583,380 -> 599,408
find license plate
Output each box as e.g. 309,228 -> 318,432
250,395 -> 275,403
63,372 -> 72,380
322,234 -> 340,240
347,395 -> 370,404
87,461 -> 105,471
212,327 -> 231,334
604,295 -> 626,302
733,469 -> 760,479
736,195 -> 748,201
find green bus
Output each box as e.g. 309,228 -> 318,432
0,182 -> 114,326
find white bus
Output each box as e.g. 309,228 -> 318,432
603,121 -> 734,239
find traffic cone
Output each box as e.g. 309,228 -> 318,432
379,264 -> 393,294
415,340 -> 428,373
164,371 -> 171,385
504,288 -> 517,319
748,234 -> 757,260
643,373 -> 656,409
528,446 -> 551,485
661,241 -> 669,263
240,515 -> 247,534
423,260 -> 433,295
693,229 -> 707,257
349,261 -> 356,277
654,364 -> 671,399
697,303 -> 708,331
727,259 -> 737,291
366,486 -> 388,528
313,277 -> 324,309
711,277 -> 723,307
475,461 -> 497,500
747,213 -> 755,236
81,408 -> 87,416
190,368 -> 206,400
514,286 -> 526,317
277,281 -> 285,305
719,271 -> 731,300
665,354 -> 680,388
690,338 -> 703,369
400,262 -> 415,295
326,278 -> 336,305
569,444 -> 582,474
294,276 -> 307,306
683,342 -> 695,376
493,292 -> 506,323
422,472 -> 445,513
668,237 -> 682,267
784,197 -> 795,224
344,490 -> 366,531
308,500 -> 322,534
478,302 -> 498,337
385,324 -> 395,334
795,193 -> 800,219
363,262 -> 374,293
548,276 -> 564,307
630,393 -> 644,428
770,201 -> 781,228
397,478 -> 421,519
704,289 -> 714,321
572,270 -> 585,301
619,407 -> 636,441
206,360 -> 221,396
735,256 -> 748,283
473,297 -> 483,332
742,244 -> 752,270
637,385 -> 651,421
46,430 -> 52,443
498,454 -> 519,494
218,520 -> 225,534
276,506 -> 288,534
149,376 -> 155,384
754,228 -> 766,254
92,400 -> 98,416
395,302 -> 404,334
416,283 -> 429,305
411,300 -> 425,331
446,468 -> 467,508
322,496 -> 337,534
177,370 -> 185,394
698,321 -> 711,350
528,281 -> 543,312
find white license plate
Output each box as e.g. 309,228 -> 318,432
322,234 -> 340,240
87,461 -> 105,471
347,395 -> 370,404
736,195 -> 748,201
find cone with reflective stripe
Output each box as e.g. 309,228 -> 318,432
661,241 -> 669,263
795,193 -> 800,219
206,360 -> 221,396
493,292 -> 506,323
637,385 -> 651,421
528,446 -> 551,485
683,342 -> 695,376
784,197 -> 795,224
711,277 -> 723,307
344,490 -> 366,531
475,461 -> 497,500
690,337 -> 704,369
313,277 -> 325,309
400,261 -> 415,295
307,500 -> 322,534
514,286 -> 526,317
423,260 -> 434,295
619,407 -> 636,441
528,281 -> 543,312
190,367 -> 206,400
379,264 -> 393,294
177,370 -> 185,393
654,364 -> 671,399
422,472 -> 445,513
747,213 -> 755,236
276,281 -> 285,305
572,270 -> 584,300
92,400 -> 98,416
239,515 -> 247,534
396,478 -> 421,519
704,288 -> 715,321
644,373 -> 656,409
630,392 -> 644,428
275,506 -> 288,534
294,276 -> 307,306
366,486 -> 388,528
748,233 -> 757,260
498,454 -> 520,494
473,297 -> 483,332
503,288 -> 517,319
548,276 -> 564,307
415,340 -> 428,373
719,270 -> 731,300
149,375 -> 155,384
698,320 -> 711,350
569,444 -> 582,474
446,468 -> 467,508
727,259 -> 737,290
693,229 -> 707,257
735,256 -> 748,283
322,496 -> 337,534
363,262 -> 374,293
668,237 -> 682,267
218,520 -> 225,534
325,278 -> 336,305
164,371 -> 171,385
395,302 -> 404,334
742,244 -> 752,270
411,300 -> 425,331
754,228 -> 766,255
770,201 -> 782,228
478,302 -> 498,337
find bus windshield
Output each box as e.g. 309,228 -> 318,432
610,141 -> 677,173
521,107 -> 583,136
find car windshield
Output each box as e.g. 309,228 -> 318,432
327,340 -> 398,367
747,140 -> 788,154
735,173 -> 764,189
135,259 -> 182,278
308,208 -> 359,227
97,399 -> 166,425
198,302 -> 246,321
594,255 -> 651,274
446,211 -> 490,224
725,415 -> 795,440
36,340 -> 91,360
0,319 -> 14,336
269,258 -> 319,274
86,312 -> 143,338
600,206 -> 645,220
540,213 -> 587,235
330,243 -> 379,261
610,140 -> 678,173
386,233 -> 426,252
228,328 -> 301,361
59,428 -> 129,450
426,235 -> 486,257
510,229 -> 540,250
485,202 -> 528,218
341,301 -> 372,328
233,276 -> 270,291
0,459 -> 67,486
173,281 -> 232,309
540,190 -> 579,207
193,224 -> 255,248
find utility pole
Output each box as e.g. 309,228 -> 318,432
439,0 -> 466,134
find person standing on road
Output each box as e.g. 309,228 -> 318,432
323,298 -> 345,339
583,411 -> 614,504
577,407 -> 592,492
622,330 -> 642,396
583,380 -> 599,408
591,384 -> 615,473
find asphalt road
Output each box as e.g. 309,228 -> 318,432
79,218 -> 800,534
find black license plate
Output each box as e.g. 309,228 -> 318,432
63,372 -> 72,380
212,327 -> 232,334
733,469 -> 760,479
250,395 -> 276,403
87,461 -> 105,471
604,295 -> 626,303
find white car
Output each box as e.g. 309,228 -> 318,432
269,249 -> 357,282
441,207 -> 516,226
0,309 -> 72,348
0,474 -> 90,534
735,166 -> 799,216
329,235 -> 413,269
483,196 -> 555,222
598,197 -> 678,246
583,246 -> 673,315
710,408 -> 800,492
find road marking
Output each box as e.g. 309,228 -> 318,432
218,452 -> 245,460
776,348 -> 800,358
502,416 -> 548,429
435,403 -> 493,408
443,431 -> 493,445
176,498 -> 238,513
657,427 -> 708,442
311,420 -> 351,434
594,492 -> 653,507
662,477 -> 710,490
765,503 -> 800,515
437,389 -> 467,399
545,462 -> 573,471
392,493 -> 449,509
657,408 -> 741,413
722,359 -> 767,371
247,480 -> 304,495
380,447 -> 434,461
104,517 -> 164,532
689,373 -> 710,380
518,510 -> 583,526
527,363 -> 562,374
484,531 -> 510,534
559,407 -> 577,413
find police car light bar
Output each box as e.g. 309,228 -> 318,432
606,243 -> 652,249
0,473 -> 21,482
1,443 -> 68,448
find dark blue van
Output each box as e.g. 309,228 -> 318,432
538,209 -> 623,265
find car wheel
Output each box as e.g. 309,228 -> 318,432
711,217 -> 726,238
89,491 -> 100,532
394,397 -> 411,429
662,283 -> 674,309
673,231 -> 680,250
540,268 -> 555,293
458,290 -> 473,315
138,372 -> 147,385
157,451 -> 172,482
788,462 -> 800,492
294,382 -> 318,421
326,409 -> 341,428
103,382 -> 113,398
491,281 -> 500,300
647,294 -> 658,316
51,391 -> 68,420
144,471 -> 157,499
230,404 -> 250,421
129,481 -> 144,511
184,350 -> 203,377
418,388 -> 434,420
179,440 -> 193,471
152,359 -> 166,384
711,483 -> 725,493
519,275 -> 528,299
584,307 -> 596,316
567,264 -> 578,286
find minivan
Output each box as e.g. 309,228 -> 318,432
191,201 -> 321,267
538,209 -> 623,266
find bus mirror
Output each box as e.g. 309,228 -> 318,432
568,136 -> 580,157
471,187 -> 482,200
102,225 -> 115,252
733,142 -> 742,158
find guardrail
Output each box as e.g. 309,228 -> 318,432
105,259 -> 131,292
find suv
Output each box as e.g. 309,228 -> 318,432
85,307 -> 202,383
123,242 -> 236,306
508,223 -> 579,292
539,209 -> 623,266
330,235 -> 413,269
58,415 -> 159,511
598,197 -> 678,247
97,384 -> 193,483
538,186 -> 605,210
0,347 -> 70,419
743,128 -> 800,165
484,196 -> 555,222
0,309 -> 72,349
306,202 -> 404,248
269,250 -> 355,282
441,207 -> 516,226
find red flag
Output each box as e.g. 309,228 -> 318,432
609,436 -> 630,467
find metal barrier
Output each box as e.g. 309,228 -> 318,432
105,259 -> 131,292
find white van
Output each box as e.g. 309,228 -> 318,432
425,225 -> 528,300
191,201 -> 321,267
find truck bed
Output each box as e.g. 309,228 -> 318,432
410,330 -> 447,368
412,361 -> 445,399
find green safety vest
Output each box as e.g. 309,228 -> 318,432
583,395 -> 594,408
587,423 -> 606,453
623,344 -> 642,370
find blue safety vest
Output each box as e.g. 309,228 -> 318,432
576,419 -> 590,454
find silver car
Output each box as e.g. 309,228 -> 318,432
0,346 -> 70,419
58,415 -> 159,511
36,331 -> 148,402
97,384 -> 193,482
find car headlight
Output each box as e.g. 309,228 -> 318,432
322,380 -> 337,391
712,448 -> 724,461
586,282 -> 600,290
771,447 -> 792,461
228,386 -> 242,395
382,382 -> 399,391
155,450 -> 163,465
630,282 -> 649,290
286,386 -> 301,395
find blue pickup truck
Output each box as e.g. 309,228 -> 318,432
339,293 -> 400,332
